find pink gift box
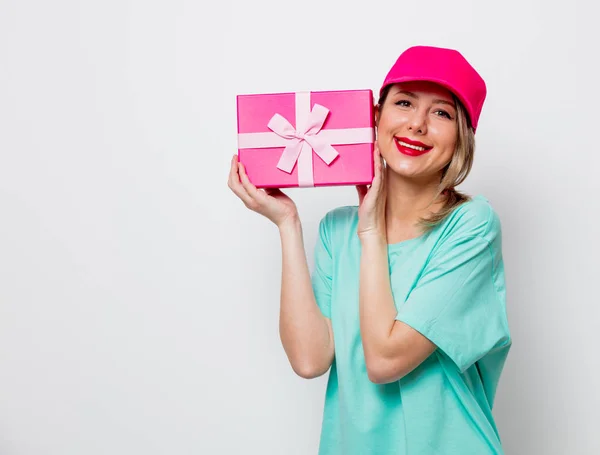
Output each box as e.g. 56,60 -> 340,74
236,90 -> 375,189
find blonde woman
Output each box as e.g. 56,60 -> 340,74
228,45 -> 511,455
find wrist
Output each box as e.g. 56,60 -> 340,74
358,231 -> 387,248
278,216 -> 302,235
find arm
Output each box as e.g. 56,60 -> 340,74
227,156 -> 333,380
355,148 -> 435,384
278,218 -> 335,379
359,235 -> 436,385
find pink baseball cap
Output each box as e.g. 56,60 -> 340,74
380,46 -> 487,132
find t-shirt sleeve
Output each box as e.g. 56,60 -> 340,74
395,234 -> 510,373
311,213 -> 333,319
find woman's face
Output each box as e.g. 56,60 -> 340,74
376,81 -> 458,182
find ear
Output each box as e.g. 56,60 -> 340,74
374,104 -> 380,127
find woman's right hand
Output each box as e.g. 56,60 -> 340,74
228,154 -> 299,228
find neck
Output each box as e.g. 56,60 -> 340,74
384,167 -> 445,241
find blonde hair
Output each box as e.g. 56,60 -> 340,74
377,86 -> 476,232
419,94 -> 474,230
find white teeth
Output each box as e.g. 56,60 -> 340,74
396,139 -> 428,151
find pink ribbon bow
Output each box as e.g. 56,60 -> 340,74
268,104 -> 339,179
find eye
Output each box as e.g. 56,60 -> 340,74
394,99 -> 411,107
434,109 -> 453,120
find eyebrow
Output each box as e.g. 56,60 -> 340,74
394,89 -> 456,109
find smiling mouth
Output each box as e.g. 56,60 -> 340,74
394,138 -> 433,156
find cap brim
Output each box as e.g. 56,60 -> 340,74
380,76 -> 474,129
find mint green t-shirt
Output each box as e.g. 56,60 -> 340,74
311,195 -> 511,455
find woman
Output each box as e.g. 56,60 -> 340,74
228,46 -> 511,455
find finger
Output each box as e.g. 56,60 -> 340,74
228,157 -> 256,207
372,146 -> 380,180
374,146 -> 384,173
371,148 -> 385,190
379,150 -> 385,171
238,161 -> 266,204
370,174 -> 382,195
227,155 -> 239,187
227,155 -> 239,190
370,163 -> 384,194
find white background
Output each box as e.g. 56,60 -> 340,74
0,0 -> 597,454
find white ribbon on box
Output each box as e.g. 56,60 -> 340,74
237,91 -> 375,187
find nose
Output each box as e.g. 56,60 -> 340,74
407,110 -> 427,134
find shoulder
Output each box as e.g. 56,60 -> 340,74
437,195 -> 502,245
320,205 -> 358,228
317,205 -> 359,241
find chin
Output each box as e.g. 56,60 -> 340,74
385,155 -> 425,177
385,157 -> 443,183
390,166 -> 424,180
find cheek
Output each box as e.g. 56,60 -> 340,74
440,140 -> 457,157
430,125 -> 457,152
378,110 -> 406,133
432,142 -> 456,169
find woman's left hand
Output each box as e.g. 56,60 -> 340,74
356,144 -> 387,241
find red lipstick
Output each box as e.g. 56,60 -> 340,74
394,137 -> 433,157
